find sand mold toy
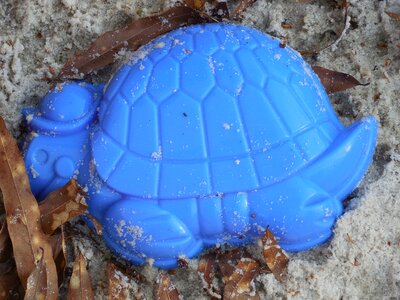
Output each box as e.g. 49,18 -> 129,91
22,23 -> 378,268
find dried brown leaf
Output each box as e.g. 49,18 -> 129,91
24,249 -> 49,300
281,21 -> 293,29
223,258 -> 260,300
218,250 -> 242,283
0,219 -> 12,262
211,1 -> 230,21
386,11 -> 400,21
39,179 -> 87,235
232,0 -> 257,20
155,273 -> 180,300
83,213 -> 103,236
67,251 -> 94,300
261,228 -> 288,282
312,66 -> 369,94
217,249 -> 255,283
0,194 -> 4,215
184,0 -> 205,10
198,252 -> 221,299
0,116 -> 58,295
49,230 -> 67,286
107,262 -> 137,300
0,259 -> 21,299
59,5 -> 215,79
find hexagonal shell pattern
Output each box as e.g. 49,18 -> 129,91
93,23 -> 341,199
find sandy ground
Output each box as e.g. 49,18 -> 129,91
1,0 -> 400,299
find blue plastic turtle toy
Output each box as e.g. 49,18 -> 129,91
22,23 -> 377,268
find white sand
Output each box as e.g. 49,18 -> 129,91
1,0 -> 399,298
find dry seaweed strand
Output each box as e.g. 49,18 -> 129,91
58,5 -> 215,80
261,228 -> 288,282
155,273 -> 180,300
0,116 -> 58,297
67,250 -> 95,300
312,66 -> 369,93
39,179 -> 88,235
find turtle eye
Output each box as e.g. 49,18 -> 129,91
39,83 -> 92,122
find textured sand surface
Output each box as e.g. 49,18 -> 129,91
1,0 -> 399,298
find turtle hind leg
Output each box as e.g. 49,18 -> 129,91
101,198 -> 203,268
248,175 -> 341,252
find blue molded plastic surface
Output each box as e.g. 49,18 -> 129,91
22,23 -> 378,268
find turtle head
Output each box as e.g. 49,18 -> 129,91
22,82 -> 103,135
22,82 -> 104,200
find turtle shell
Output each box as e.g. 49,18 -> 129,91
92,23 -> 344,199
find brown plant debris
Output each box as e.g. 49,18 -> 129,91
184,0 -> 205,10
25,249 -> 51,300
155,273 -> 180,300
0,219 -> 12,263
279,36 -> 288,48
218,249 -> 255,283
281,21 -> 293,29
0,116 -> 58,296
68,251 -> 94,300
198,252 -> 221,299
0,214 -> 20,298
232,0 -> 258,20
211,1 -> 230,21
107,262 -> 139,300
49,230 -> 67,286
83,213 -> 103,236
59,5 -> 215,80
312,66 -> 369,94
0,196 -> 4,215
386,11 -> 400,21
0,258 -> 21,299
223,258 -> 260,300
39,180 -> 87,235
261,228 -> 289,282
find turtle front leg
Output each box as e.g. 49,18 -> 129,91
101,198 -> 203,268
